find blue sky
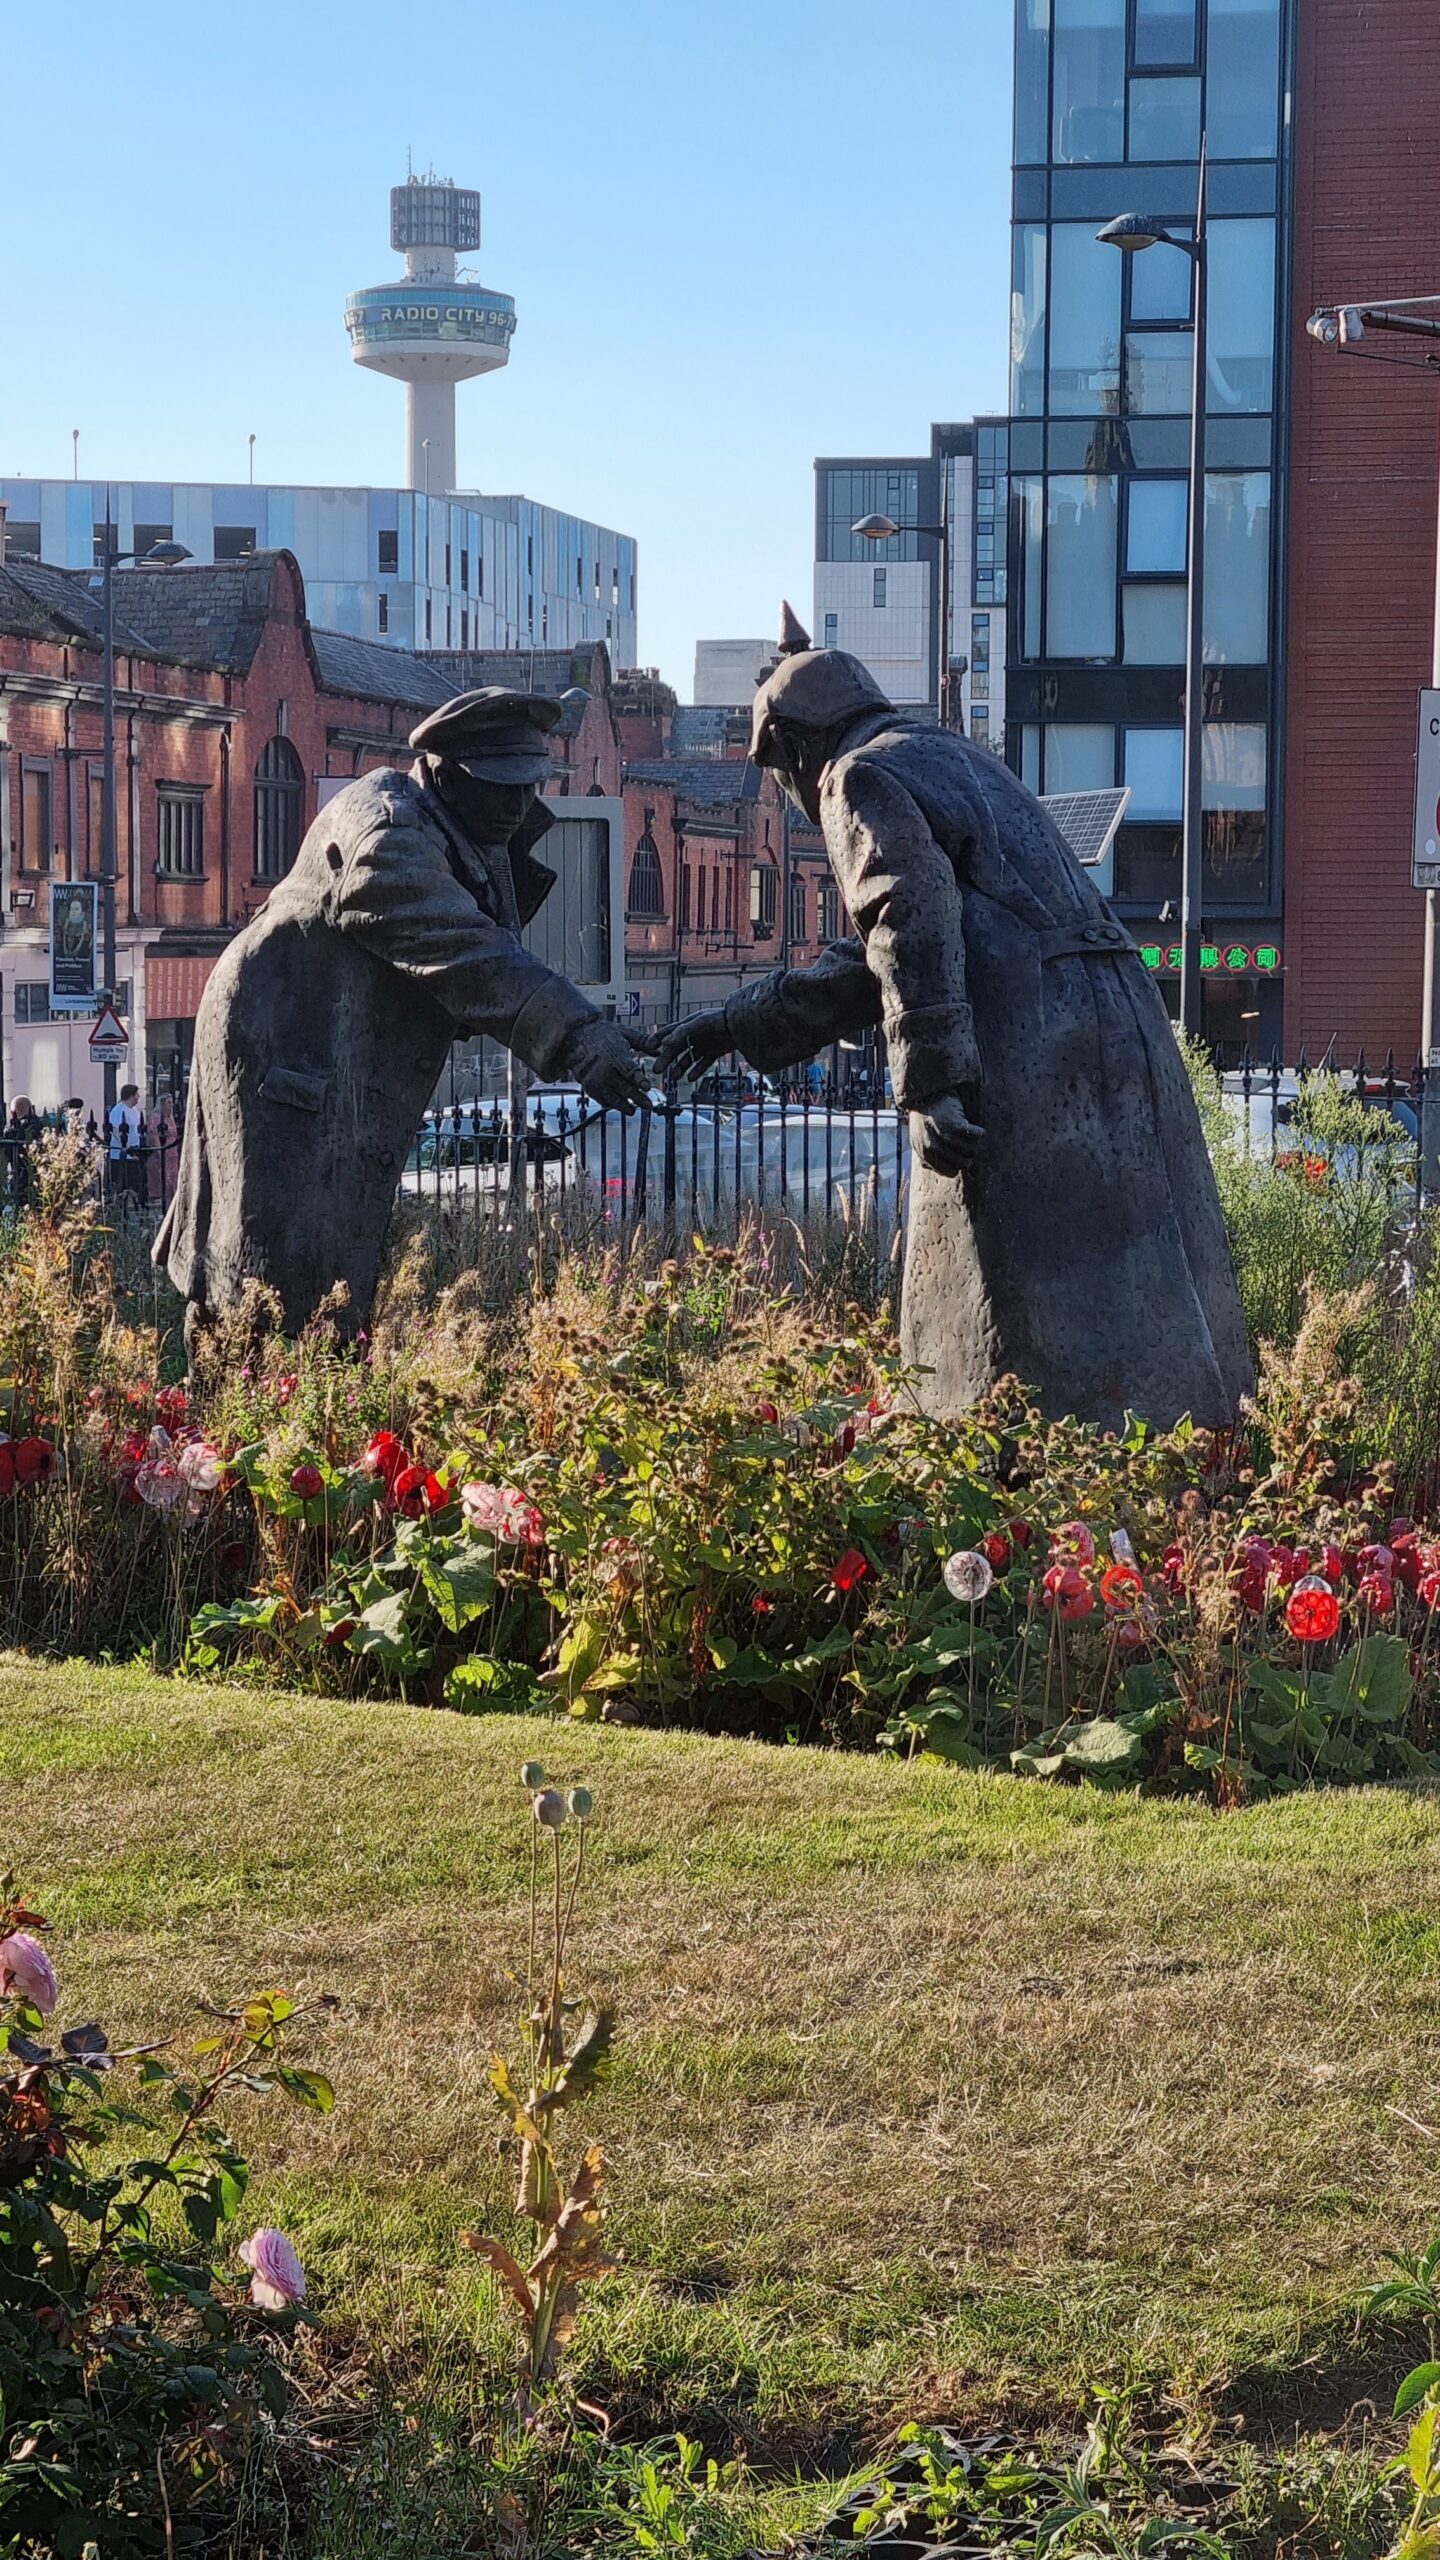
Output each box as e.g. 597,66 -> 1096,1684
0,0 -> 1013,692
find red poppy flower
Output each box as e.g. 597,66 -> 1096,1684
1010,1519 -> 1033,1549
421,1470 -> 454,1515
1317,1543 -> 1344,1586
982,1531 -> 1012,1574
1268,1544 -> 1299,1591
752,1593 -> 774,1616
13,1439 -> 56,1486
832,1548 -> 871,1593
1357,1571 -> 1395,1615
757,1400 -> 779,1424
323,1618 -> 357,1647
1286,1578 -> 1340,1643
1100,1561 -> 1143,1612
289,1463 -> 324,1500
835,1421 -> 857,1456
362,1430 -> 407,1484
1358,1543 -> 1395,1580
1043,1564 -> 1094,1621
1115,1620 -> 1148,1650
155,1386 -> 188,1427
1161,1541 -> 1189,1596
1391,1534 -> 1423,1593
390,1464 -> 429,1519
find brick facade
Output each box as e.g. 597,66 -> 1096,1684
1283,0 -> 1440,1055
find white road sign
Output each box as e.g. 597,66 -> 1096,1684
1414,688 -> 1440,887
88,1003 -> 130,1065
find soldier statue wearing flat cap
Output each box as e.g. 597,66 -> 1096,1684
656,614 -> 1252,1432
157,687 -> 650,1344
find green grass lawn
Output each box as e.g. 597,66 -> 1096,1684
6,1656 -> 1440,2468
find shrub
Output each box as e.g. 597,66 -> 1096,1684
0,1881 -> 334,2555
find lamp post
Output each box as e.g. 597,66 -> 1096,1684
853,501 -> 962,728
1097,145 -> 1209,1038
94,509 -> 191,1123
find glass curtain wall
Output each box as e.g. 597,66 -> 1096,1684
1008,0 -> 1286,937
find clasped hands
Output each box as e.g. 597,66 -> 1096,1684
646,1009 -> 981,1176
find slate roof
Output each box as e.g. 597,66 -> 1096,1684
0,553 -> 282,671
0,558 -> 126,648
624,755 -> 763,808
309,627 -> 452,711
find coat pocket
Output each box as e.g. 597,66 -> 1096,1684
257,1065 -> 329,1114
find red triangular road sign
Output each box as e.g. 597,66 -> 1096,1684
89,1005 -> 129,1050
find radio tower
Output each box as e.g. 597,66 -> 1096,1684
345,170 -> 516,496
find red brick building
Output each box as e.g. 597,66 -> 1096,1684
1283,0 -> 1440,1054
0,552 -> 625,1115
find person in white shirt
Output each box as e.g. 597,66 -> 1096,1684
107,1084 -> 144,1204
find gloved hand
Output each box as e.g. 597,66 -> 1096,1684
560,1019 -> 654,1115
910,1094 -> 983,1176
652,1008 -> 733,1084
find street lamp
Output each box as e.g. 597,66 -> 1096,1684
1098,140 -> 1209,1038
853,481 -> 962,729
93,510 -> 191,1124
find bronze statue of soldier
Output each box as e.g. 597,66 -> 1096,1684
656,618 -> 1252,1433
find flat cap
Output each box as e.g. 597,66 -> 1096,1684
750,647 -> 891,766
409,686 -> 563,781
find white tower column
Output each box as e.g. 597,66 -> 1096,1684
406,381 -> 457,497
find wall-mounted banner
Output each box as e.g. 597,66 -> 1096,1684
49,880 -> 99,1012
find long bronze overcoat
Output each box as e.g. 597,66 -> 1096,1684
725,715 -> 1253,1431
155,765 -> 596,1334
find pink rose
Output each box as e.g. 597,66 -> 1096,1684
461,1480 -> 543,1545
240,2226 -> 306,2310
0,1929 -> 58,2016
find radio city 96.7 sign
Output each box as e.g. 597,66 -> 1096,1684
1414,689 -> 1440,889
49,880 -> 99,1012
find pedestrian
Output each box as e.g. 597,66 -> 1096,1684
147,1092 -> 179,1207
108,1082 -> 145,1208
3,1095 -> 45,1209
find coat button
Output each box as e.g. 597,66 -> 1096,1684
1084,926 -> 1109,945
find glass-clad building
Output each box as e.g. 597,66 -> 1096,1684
1006,0 -> 1295,1046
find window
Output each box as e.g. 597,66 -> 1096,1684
156,785 -> 205,878
1133,0 -> 1195,62
1048,223 -> 1122,413
425,600 -> 432,644
750,863 -> 778,941
524,817 -> 610,983
1126,478 -> 1188,572
821,467 -> 922,562
971,612 -> 991,669
788,871 -> 807,944
1046,473 -> 1118,657
1044,724 -> 1114,793
378,592 -> 389,634
1123,728 -> 1184,819
823,612 -> 839,648
1020,727 -> 1042,791
1128,232 -> 1193,322
1052,0 -> 1124,164
971,705 -> 990,741
1206,220 -> 1276,412
819,883 -> 841,942
133,521 -> 172,557
725,865 -> 734,932
1015,0 -> 1051,162
444,543 -> 452,586
1207,0 -> 1281,157
873,567 -> 887,608
1125,332 -> 1194,414
1122,583 -> 1187,661
4,520 -> 41,560
378,529 -> 399,574
1011,224 -> 1048,416
460,547 -> 469,591
446,606 -> 452,646
575,556 -> 583,595
16,983 -> 51,1023
213,525 -> 257,561
461,610 -> 469,647
625,819 -> 666,921
1014,474 -> 1045,660
1204,471 -> 1270,662
1128,74 -> 1200,159
19,761 -> 53,871
679,861 -> 692,930
254,736 -> 304,882
1203,723 -> 1268,897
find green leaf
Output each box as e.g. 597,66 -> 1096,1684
278,2067 -> 335,2114
1062,1718 -> 1146,1779
1396,2363 -> 1440,2419
420,1538 -> 497,1633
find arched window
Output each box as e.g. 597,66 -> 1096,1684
628,814 -> 665,920
253,737 -> 304,882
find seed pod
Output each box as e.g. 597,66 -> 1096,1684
520,1760 -> 546,1790
567,1786 -> 594,1821
533,1788 -> 568,1829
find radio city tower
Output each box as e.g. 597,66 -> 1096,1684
345,171 -> 517,497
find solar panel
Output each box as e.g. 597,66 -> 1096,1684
1040,785 -> 1132,867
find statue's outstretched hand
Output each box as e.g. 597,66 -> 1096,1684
561,1020 -> 653,1115
910,1095 -> 982,1176
652,1008 -> 732,1084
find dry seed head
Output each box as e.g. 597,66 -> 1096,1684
533,1788 -> 568,1829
